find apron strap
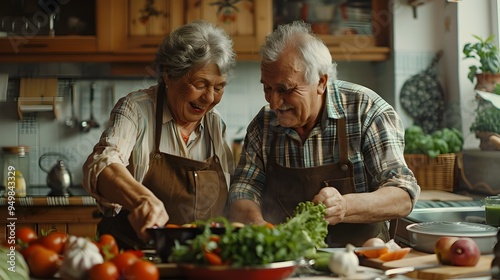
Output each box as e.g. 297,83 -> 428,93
337,118 -> 349,166
154,83 -> 166,153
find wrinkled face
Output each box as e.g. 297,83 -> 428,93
165,63 -> 226,125
261,50 -> 327,129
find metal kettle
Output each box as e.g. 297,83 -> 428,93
39,152 -> 72,196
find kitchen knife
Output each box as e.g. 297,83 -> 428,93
384,264 -> 443,276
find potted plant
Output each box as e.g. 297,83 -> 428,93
463,35 -> 500,92
470,101 -> 500,151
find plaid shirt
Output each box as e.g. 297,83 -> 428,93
229,80 -> 420,207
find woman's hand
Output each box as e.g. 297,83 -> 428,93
312,187 -> 347,225
127,195 -> 169,241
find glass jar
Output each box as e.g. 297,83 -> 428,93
1,146 -> 30,197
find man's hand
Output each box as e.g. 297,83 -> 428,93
128,196 -> 169,241
312,187 -> 347,225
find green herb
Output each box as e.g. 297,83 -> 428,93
463,35 -> 500,83
470,106 -> 500,134
404,125 -> 464,157
169,202 -> 328,266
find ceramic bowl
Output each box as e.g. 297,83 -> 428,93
406,221 -> 498,254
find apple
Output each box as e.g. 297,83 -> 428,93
449,237 -> 481,266
434,236 -> 459,265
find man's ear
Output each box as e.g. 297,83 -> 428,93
318,74 -> 328,95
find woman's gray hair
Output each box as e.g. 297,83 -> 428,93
154,20 -> 236,82
260,21 -> 337,84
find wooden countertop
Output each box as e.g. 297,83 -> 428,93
0,186 -> 96,206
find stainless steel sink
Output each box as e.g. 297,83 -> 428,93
407,206 -> 486,224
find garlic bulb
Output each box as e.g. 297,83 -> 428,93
328,243 -> 359,277
59,235 -> 104,280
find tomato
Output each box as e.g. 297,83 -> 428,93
21,244 -> 45,260
124,249 -> 145,258
16,227 -> 37,245
97,234 -> 119,258
88,261 -> 120,280
38,231 -> 67,254
27,246 -> 61,279
111,251 -> 139,274
123,260 -> 160,280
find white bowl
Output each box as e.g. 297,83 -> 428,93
406,221 -> 498,254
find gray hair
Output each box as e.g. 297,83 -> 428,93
154,20 -> 236,82
260,21 -> 336,84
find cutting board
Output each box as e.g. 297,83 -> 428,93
419,190 -> 473,201
362,250 -> 493,279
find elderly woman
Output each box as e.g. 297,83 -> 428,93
82,20 -> 236,249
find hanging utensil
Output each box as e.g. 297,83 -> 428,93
64,81 -> 77,128
80,82 -> 100,133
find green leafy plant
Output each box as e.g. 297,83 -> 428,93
470,105 -> 500,134
404,125 -> 464,157
463,35 -> 500,82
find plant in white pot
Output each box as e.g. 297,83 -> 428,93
463,35 -> 500,92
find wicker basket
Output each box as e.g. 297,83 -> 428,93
404,153 -> 457,192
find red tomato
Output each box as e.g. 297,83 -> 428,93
38,231 -> 67,254
16,227 -> 37,245
98,234 -> 119,257
21,244 -> 45,261
88,261 -> 120,280
27,246 -> 61,279
111,251 -> 139,274
123,260 -> 160,280
204,251 -> 223,266
124,249 -> 145,258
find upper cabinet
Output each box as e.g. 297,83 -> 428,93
0,0 -> 390,63
273,0 -> 390,61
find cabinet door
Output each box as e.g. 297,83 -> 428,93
185,0 -> 272,59
273,0 -> 390,61
0,1 -> 109,55
109,0 -> 184,56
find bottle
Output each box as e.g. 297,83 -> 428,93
1,146 -> 30,197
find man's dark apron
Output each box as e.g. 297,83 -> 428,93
98,83 -> 228,249
262,118 -> 389,247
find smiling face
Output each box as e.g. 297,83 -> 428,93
164,63 -> 227,126
261,48 -> 327,133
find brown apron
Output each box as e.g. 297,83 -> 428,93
98,83 -> 228,249
262,118 -> 389,248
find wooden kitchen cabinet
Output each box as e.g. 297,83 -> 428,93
0,1 -> 112,60
273,0 -> 391,61
0,206 -> 101,241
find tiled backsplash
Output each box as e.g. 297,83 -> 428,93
0,61 -> 383,188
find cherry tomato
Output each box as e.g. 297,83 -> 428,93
124,249 -> 144,258
123,259 -> 160,280
16,227 -> 37,245
204,251 -> 223,266
88,261 -> 120,280
38,231 -> 67,254
111,251 -> 139,274
98,234 -> 119,257
27,246 -> 61,279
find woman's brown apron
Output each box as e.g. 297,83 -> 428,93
261,118 -> 389,247
98,84 -> 228,249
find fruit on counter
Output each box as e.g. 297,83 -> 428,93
0,245 -> 30,280
110,251 -> 140,274
59,235 -> 104,280
93,234 -> 120,260
448,237 -> 481,266
37,230 -> 68,254
27,245 -> 61,279
88,261 -> 120,280
123,259 -> 160,280
378,248 -> 411,262
328,243 -> 359,277
434,236 -> 459,265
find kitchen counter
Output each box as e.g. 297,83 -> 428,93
0,186 -> 96,206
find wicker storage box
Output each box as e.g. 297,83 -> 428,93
404,153 -> 457,192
